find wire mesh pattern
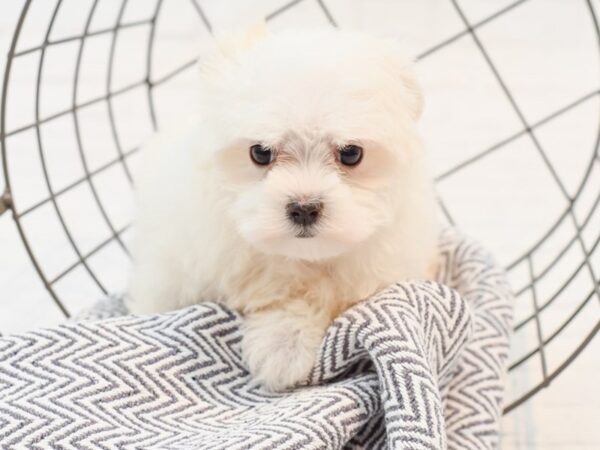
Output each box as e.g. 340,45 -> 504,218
1,0 -> 599,414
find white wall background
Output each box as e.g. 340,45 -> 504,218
1,1 -> 599,448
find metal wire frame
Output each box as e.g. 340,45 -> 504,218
0,0 -> 599,414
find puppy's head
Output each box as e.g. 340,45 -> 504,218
202,29 -> 425,261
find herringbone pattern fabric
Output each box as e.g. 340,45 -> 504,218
0,229 -> 512,449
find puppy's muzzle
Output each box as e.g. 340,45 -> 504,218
286,201 -> 323,227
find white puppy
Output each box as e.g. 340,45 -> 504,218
128,28 -> 439,391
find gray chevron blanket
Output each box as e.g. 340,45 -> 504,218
0,229 -> 513,449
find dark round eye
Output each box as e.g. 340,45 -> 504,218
250,144 -> 273,166
339,144 -> 363,166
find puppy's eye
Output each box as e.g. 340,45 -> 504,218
250,144 -> 274,166
339,144 -> 363,166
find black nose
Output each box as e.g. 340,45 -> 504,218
286,201 -> 323,226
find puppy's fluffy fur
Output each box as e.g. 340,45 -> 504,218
128,29 -> 439,391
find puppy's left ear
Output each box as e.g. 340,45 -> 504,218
215,21 -> 270,60
198,22 -> 269,80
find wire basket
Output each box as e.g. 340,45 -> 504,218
1,0 -> 599,414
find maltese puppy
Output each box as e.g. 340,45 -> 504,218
128,28 -> 439,391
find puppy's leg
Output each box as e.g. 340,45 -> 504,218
242,301 -> 330,391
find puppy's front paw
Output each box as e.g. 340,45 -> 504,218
242,309 -> 325,391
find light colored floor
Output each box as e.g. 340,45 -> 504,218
0,1 -> 599,448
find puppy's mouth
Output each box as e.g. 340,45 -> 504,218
295,227 -> 316,239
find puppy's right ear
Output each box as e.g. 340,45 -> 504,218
198,22 -> 269,80
378,38 -> 424,122
399,68 -> 424,122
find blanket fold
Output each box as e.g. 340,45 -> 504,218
0,229 -> 513,449
310,282 -> 472,450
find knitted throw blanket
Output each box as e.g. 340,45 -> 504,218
0,229 -> 513,449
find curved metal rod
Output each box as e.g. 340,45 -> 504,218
71,0 -> 129,256
436,89 -> 600,185
105,0 -> 135,186
15,147 -> 139,220
509,287 -> 597,372
512,192 -> 600,329
506,0 -> 600,271
14,18 -> 151,58
504,320 -> 600,413
144,0 -> 165,131
0,190 -> 12,216
2,0 -> 94,317
33,0 -> 109,300
4,78 -> 147,138
144,0 -> 216,130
